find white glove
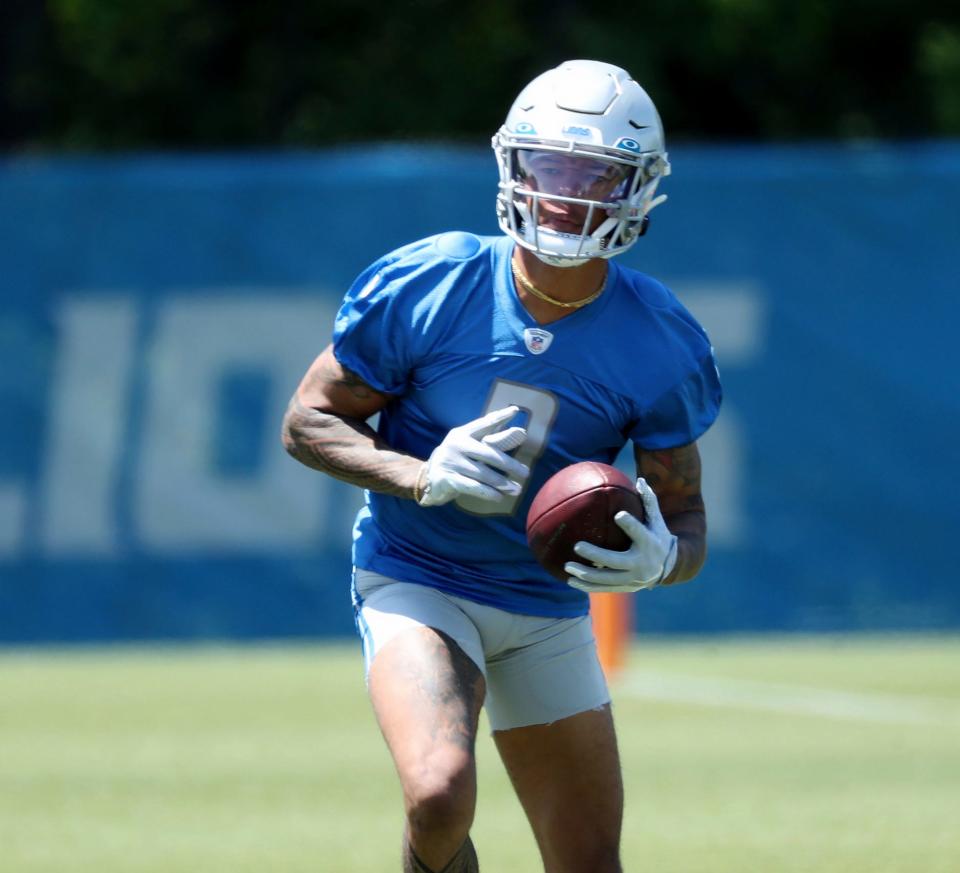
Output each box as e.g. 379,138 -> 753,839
565,477 -> 678,593
417,406 -> 528,507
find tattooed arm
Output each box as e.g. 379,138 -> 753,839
634,442 -> 707,585
281,344 -> 423,498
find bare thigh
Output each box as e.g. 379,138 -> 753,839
368,626 -> 486,867
368,625 -> 486,770
494,704 -> 623,873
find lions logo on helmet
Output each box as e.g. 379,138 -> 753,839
492,60 -> 670,268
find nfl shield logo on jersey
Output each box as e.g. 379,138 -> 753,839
523,328 -> 554,355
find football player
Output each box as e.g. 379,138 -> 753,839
282,59 -> 721,873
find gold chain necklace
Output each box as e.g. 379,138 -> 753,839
511,261 -> 607,310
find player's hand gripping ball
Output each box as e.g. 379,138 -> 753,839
527,463 -> 680,592
525,462 -> 646,582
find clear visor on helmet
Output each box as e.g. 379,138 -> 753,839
514,150 -> 634,203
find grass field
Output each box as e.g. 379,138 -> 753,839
1,636 -> 958,872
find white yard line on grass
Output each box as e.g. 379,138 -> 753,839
620,671 -> 960,726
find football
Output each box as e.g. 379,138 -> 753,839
526,461 -> 646,581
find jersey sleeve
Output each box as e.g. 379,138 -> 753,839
630,347 -> 723,449
332,241 -> 436,395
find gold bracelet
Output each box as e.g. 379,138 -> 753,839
412,462 -> 429,504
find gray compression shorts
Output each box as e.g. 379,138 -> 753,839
352,569 -> 610,732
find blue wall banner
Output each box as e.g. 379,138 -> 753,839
1,144 -> 959,642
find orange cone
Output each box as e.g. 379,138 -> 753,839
590,592 -> 633,679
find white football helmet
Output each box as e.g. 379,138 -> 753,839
493,59 -> 670,267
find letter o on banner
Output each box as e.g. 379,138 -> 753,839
137,295 -> 337,553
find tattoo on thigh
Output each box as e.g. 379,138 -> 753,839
402,631 -> 484,753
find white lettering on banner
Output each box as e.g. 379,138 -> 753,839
679,284 -> 766,547
39,297 -> 138,556
136,295 -> 337,552
5,285 -> 761,560
680,285 -> 766,366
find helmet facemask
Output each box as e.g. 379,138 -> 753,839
495,143 -> 668,267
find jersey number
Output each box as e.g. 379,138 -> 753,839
455,379 -> 558,517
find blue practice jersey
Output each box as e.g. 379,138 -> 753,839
334,232 -> 722,618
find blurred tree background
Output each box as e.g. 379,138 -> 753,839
2,0 -> 959,150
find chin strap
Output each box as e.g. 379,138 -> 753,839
645,193 -> 668,214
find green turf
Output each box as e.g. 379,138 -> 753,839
1,636 -> 958,872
